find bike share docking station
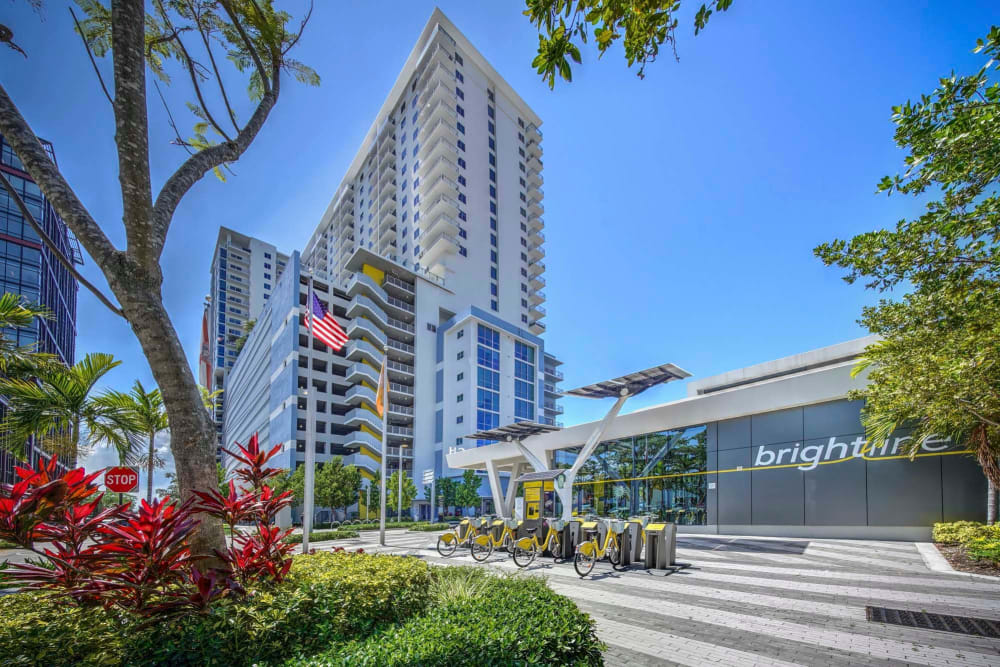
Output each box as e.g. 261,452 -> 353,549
454,365 -> 689,574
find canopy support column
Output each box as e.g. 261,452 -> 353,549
505,461 -> 525,517
484,459 -> 506,518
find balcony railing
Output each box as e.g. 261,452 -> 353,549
389,382 -> 414,395
387,339 -> 414,355
383,273 -> 415,294
387,359 -> 414,375
386,316 -> 414,333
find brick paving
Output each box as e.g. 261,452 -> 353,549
5,529 -> 1000,665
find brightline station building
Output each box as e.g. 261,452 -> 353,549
446,336 -> 988,540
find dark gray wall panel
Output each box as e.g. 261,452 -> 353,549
803,400 -> 864,441
717,447 -> 751,524
942,455 -> 988,522
803,440 -> 867,526
706,450 -> 718,525
867,456 -> 942,526
717,417 -> 750,451
706,422 -> 718,453
751,408 -> 803,446
751,443 -> 804,525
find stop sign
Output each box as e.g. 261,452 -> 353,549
105,467 -> 139,493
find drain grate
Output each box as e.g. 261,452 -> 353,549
866,606 -> 1000,638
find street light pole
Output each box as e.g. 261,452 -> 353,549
397,442 -> 405,521
378,344 -> 389,546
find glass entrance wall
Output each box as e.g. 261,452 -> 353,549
552,424 -> 708,524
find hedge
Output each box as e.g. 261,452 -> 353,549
0,539 -> 16,549
0,552 -> 433,667
292,567 -> 604,666
283,529 -> 360,544
933,521 -> 1000,566
406,522 -> 450,532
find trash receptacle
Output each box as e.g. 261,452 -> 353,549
644,522 -> 677,570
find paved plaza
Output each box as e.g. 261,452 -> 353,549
4,529 -> 1000,666
310,529 -> 1000,666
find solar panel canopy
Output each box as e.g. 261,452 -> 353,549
463,421 -> 561,441
513,469 -> 566,483
563,363 -> 690,399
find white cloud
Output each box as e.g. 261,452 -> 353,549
78,430 -> 176,496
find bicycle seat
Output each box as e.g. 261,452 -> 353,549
525,526 -> 539,533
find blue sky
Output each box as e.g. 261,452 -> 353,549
3,1 -> 996,485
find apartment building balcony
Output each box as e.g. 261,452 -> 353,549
386,424 -> 414,439
529,290 -> 545,305
529,273 -> 545,290
384,294 -> 414,318
526,152 -> 542,172
422,195 -> 460,227
420,230 -> 460,265
420,99 -> 458,135
544,366 -> 564,381
423,136 -> 460,167
528,243 -> 545,261
543,402 -> 564,414
417,59 -> 455,93
346,317 -> 386,348
346,361 -> 380,386
378,207 -> 397,233
420,212 -> 461,246
345,383 -> 377,407
527,213 -> 544,233
528,198 -> 543,218
386,338 -> 415,361
378,156 -> 395,182
543,382 -> 559,396
377,134 -> 395,159
347,294 -> 389,328
386,445 -> 414,459
389,403 -> 414,417
419,115 -> 458,149
528,227 -> 544,245
526,167 -> 543,189
529,303 -> 546,319
420,173 -> 459,203
527,123 -> 542,142
385,315 -> 415,340
418,42 -> 453,73
345,338 -> 383,367
378,235 -> 398,257
342,453 -> 378,477
421,154 -> 459,187
544,352 -> 563,366
531,321 -> 547,336
345,407 -> 383,433
386,358 -> 414,379
420,78 -> 455,112
388,381 -> 414,401
344,430 -> 382,462
383,273 -> 415,297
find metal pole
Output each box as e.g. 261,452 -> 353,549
397,444 -> 404,520
431,477 -> 436,523
366,484 -> 370,521
302,277 -> 316,554
379,345 -> 389,546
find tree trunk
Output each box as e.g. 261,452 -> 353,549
108,265 -> 224,562
972,423 -> 1000,525
147,429 -> 155,503
988,481 -> 997,526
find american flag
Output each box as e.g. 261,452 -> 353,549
306,292 -> 349,351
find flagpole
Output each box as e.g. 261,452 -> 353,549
379,344 -> 389,547
302,276 -> 316,554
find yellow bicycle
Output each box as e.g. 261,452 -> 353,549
436,517 -> 489,557
574,519 -> 624,577
471,518 -> 519,561
512,519 -> 565,567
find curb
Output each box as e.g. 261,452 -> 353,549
915,542 -> 1000,581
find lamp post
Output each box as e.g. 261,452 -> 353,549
397,442 -> 408,521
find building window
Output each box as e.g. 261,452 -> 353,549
457,122 -> 465,134
459,246 -> 467,257
456,70 -> 464,82
491,267 -> 498,279
427,322 -> 437,332
456,415 -> 464,424
491,299 -> 498,311
457,140 -> 466,152
264,252 -> 271,259
490,283 -> 498,296
455,53 -> 463,65
456,105 -> 465,117
457,351 -> 464,360
456,87 -> 464,99
489,169 -> 496,183
490,217 -> 497,231
457,329 -> 464,339
457,372 -> 464,381
458,175 -> 466,186
487,105 -> 495,119
457,393 -> 464,402
458,157 -> 466,169
456,437 -> 463,446
488,121 -> 495,135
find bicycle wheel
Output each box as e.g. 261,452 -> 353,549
548,536 -> 563,562
574,549 -> 596,578
471,538 -> 493,562
512,541 -> 537,568
436,533 -> 457,557
608,541 -> 621,567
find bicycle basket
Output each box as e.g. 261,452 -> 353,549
504,518 -> 519,529
610,520 -> 626,534
550,519 -> 566,531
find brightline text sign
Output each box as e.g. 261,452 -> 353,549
754,434 -> 954,471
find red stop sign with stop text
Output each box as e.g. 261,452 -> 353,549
105,467 -> 139,493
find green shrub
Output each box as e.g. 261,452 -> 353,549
966,536 -> 1000,565
0,539 -> 17,549
283,529 -> 359,544
0,593 -> 124,666
295,569 -> 604,666
0,552 -> 434,667
406,522 -> 450,531
933,521 -> 1000,545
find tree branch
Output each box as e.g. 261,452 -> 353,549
185,0 -> 240,133
110,0 -> 156,271
0,171 -> 124,318
218,0 -> 270,95
0,83 -> 120,270
68,7 -> 114,109
958,399 -> 1000,429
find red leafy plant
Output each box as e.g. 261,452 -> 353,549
0,432 -> 293,620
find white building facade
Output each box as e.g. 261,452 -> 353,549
223,10 -> 563,519
203,227 -> 289,456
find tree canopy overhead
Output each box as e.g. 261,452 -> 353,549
523,0 -> 732,87
815,27 -> 1000,516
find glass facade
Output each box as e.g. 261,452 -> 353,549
475,324 -> 499,444
513,340 -> 534,421
554,424 -> 708,524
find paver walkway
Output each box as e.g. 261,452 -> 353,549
5,529 -> 1000,665
308,529 -> 1000,666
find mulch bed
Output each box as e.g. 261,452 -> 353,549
935,543 -> 1000,577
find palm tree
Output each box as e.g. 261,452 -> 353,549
0,292 -> 58,378
95,381 -> 169,502
0,352 -> 139,463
